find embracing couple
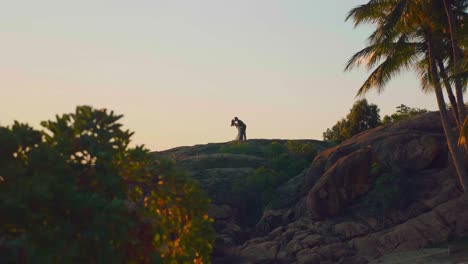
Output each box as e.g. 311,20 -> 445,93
231,117 -> 247,141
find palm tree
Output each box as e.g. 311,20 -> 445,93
426,27 -> 468,191
442,0 -> 466,125
437,59 -> 461,129
346,0 -> 468,191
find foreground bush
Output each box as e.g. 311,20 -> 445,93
0,106 -> 214,263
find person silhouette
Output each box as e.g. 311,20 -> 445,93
231,117 -> 247,141
231,119 -> 241,140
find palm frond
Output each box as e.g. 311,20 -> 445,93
346,36 -> 420,72
444,56 -> 468,90
378,0 -> 410,41
415,59 -> 432,92
356,45 -> 418,97
357,36 -> 419,96
345,45 -> 380,71
345,0 -> 394,27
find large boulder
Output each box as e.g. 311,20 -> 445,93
372,134 -> 441,171
306,147 -> 375,218
238,241 -> 280,263
301,112 -> 449,219
351,194 -> 468,259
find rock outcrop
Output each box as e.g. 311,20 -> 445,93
155,113 -> 468,263
231,112 -> 467,263
307,147 -> 375,219
153,139 -> 331,258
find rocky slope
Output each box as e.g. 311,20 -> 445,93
154,113 -> 468,263
153,139 -> 331,253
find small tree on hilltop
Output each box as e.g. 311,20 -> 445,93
382,104 -> 428,124
323,99 -> 381,143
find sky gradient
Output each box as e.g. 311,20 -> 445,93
1,0 -> 439,150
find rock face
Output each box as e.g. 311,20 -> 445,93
152,139 -> 331,258
235,113 -> 467,263
307,147 -> 375,218
156,113 -> 468,263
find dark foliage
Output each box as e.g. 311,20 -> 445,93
382,104 -> 428,124
323,99 -> 381,143
222,141 -> 317,225
0,106 -> 214,263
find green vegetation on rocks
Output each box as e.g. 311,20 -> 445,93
221,140 -> 317,225
383,104 -> 428,124
350,162 -> 411,228
323,100 -> 430,144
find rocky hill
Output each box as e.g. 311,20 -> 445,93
153,113 -> 468,264
153,139 -> 331,252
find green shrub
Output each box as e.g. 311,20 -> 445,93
268,141 -> 315,177
264,142 -> 286,158
229,141 -> 317,225
218,141 -> 259,155
360,163 -> 409,222
0,106 -> 214,263
232,167 -> 286,225
382,104 -> 428,124
285,141 -> 316,160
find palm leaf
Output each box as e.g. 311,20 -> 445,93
356,39 -> 419,96
345,0 -> 393,27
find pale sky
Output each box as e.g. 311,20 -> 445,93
1,0 -> 440,150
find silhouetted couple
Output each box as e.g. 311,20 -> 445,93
231,117 -> 247,141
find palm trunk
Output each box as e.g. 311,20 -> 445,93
428,35 -> 468,192
432,70 -> 468,191
438,59 -> 461,129
442,0 -> 466,125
